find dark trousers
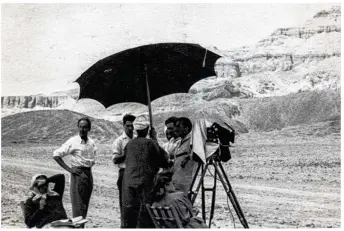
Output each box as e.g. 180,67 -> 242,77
70,167 -> 93,222
117,168 -> 124,227
122,185 -> 154,228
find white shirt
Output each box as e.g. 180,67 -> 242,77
53,135 -> 97,168
162,137 -> 182,159
112,132 -> 134,169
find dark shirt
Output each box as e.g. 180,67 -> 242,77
123,137 -> 168,187
20,174 -> 68,228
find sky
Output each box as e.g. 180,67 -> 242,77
1,3 -> 338,96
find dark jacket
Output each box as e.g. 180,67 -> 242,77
121,137 -> 169,228
123,137 -> 168,188
20,174 -> 67,228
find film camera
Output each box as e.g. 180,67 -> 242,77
206,122 -> 235,162
189,121 -> 249,228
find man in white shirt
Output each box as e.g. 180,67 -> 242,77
162,116 -> 181,161
112,114 -> 136,227
172,117 -> 197,194
53,117 -> 96,226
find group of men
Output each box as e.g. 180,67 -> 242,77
112,114 -> 198,228
22,114 -> 198,228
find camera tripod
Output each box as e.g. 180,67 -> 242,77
188,154 -> 249,228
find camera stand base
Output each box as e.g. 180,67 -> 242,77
188,155 -> 249,228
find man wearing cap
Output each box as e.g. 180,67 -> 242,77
112,114 -> 136,227
20,174 -> 67,228
53,117 -> 96,227
121,115 -> 169,228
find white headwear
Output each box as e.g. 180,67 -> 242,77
29,174 -> 59,207
30,174 -> 47,190
134,114 -> 150,130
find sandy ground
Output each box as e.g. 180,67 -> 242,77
1,128 -> 340,228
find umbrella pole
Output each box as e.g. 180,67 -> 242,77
145,64 -> 153,127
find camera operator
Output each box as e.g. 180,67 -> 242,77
171,117 -> 198,194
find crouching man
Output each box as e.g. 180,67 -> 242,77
20,174 -> 68,228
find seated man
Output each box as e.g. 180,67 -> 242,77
162,116 -> 181,161
172,117 -> 198,194
20,174 -> 68,228
151,171 -> 207,228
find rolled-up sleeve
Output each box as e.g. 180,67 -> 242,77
91,143 -> 97,166
112,138 -> 122,160
53,139 -> 72,158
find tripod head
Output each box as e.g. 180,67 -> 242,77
205,153 -> 221,164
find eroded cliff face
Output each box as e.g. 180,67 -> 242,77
196,6 -> 341,100
1,95 -> 78,109
265,25 -> 340,41
234,53 -> 340,74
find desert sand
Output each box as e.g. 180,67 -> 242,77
1,123 -> 340,228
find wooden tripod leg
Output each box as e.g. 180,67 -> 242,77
190,162 -> 209,204
201,166 -> 206,223
208,168 -> 217,228
188,163 -> 202,201
214,161 -> 249,228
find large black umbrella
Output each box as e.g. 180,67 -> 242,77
76,43 -> 221,125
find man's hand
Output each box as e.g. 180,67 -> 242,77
167,159 -> 174,168
149,127 -> 158,141
85,160 -> 95,166
180,156 -> 190,168
53,156 -> 76,175
39,199 -> 46,210
70,167 -> 83,175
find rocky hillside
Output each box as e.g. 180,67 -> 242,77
195,5 -> 341,100
1,110 -> 121,144
2,88 -> 339,145
1,95 -> 78,109
1,88 -> 79,117
235,89 -> 340,131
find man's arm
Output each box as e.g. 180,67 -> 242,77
53,156 -> 82,175
149,127 -> 158,142
47,174 -> 65,198
112,138 -> 125,165
53,140 -> 82,175
151,141 -> 169,168
89,142 -> 97,166
20,199 -> 46,228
